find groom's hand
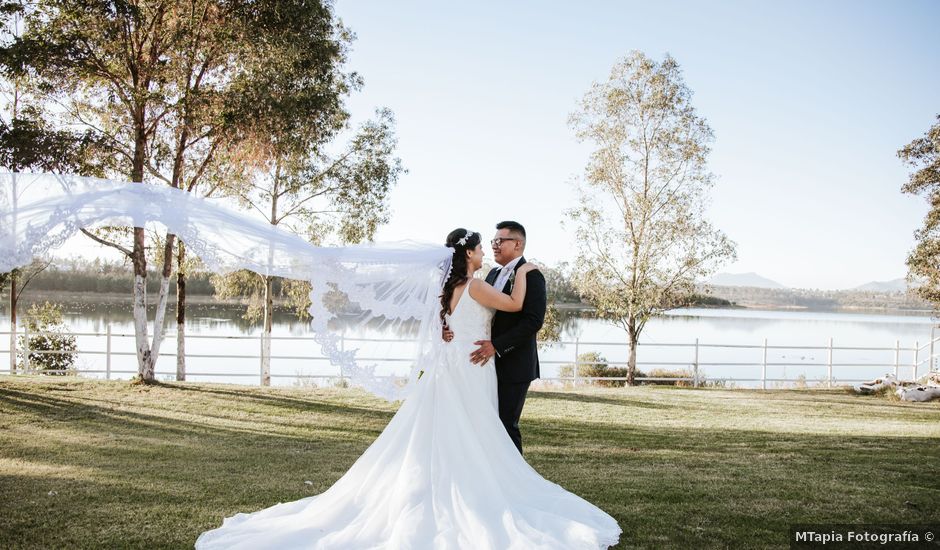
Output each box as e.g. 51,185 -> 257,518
470,340 -> 495,365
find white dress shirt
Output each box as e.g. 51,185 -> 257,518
494,256 -> 523,291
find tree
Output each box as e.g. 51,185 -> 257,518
0,1 -> 100,374
5,0 -> 361,382
217,108 -> 403,385
539,261 -> 582,304
5,0 -> 189,382
0,1 -> 103,175
899,115 -> 940,308
566,51 -> 736,385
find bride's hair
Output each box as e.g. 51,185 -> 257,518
440,228 -> 481,324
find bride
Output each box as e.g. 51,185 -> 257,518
195,229 -> 622,549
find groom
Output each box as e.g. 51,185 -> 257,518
470,221 -> 547,455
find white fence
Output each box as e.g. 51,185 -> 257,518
3,324 -> 940,388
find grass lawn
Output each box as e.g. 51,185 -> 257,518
1,376 -> 938,549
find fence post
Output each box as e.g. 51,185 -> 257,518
827,337 -> 833,388
913,340 -> 920,382
339,333 -> 345,383
761,338 -> 768,390
105,324 -> 112,380
894,340 -> 900,379
693,338 -> 699,387
259,332 -> 265,386
573,338 -> 580,387
22,323 -> 30,374
8,320 -> 14,374
929,326 -> 935,372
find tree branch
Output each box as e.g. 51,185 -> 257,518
273,185 -> 336,224
12,261 -> 50,303
185,140 -> 221,192
80,228 -> 133,257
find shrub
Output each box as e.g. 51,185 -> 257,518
642,368 -> 695,387
17,302 -> 77,375
558,352 -> 639,387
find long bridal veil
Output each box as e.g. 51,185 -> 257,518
0,171 -> 452,400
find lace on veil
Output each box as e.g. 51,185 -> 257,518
0,171 -> 453,400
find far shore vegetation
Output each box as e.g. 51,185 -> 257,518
0,257 -> 931,317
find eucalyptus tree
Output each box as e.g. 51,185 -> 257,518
899,115 -> 940,308
0,0 -> 101,373
215,108 -> 403,385
4,0 -> 363,382
566,51 -> 736,385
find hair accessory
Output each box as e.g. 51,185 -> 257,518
456,230 -> 474,247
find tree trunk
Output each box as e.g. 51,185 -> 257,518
130,113 -> 154,381
9,168 -> 19,373
261,274 -> 273,386
127,100 -> 179,383
147,235 -> 176,380
176,240 -> 186,381
131,228 -> 176,383
259,163 -> 282,388
132,227 -> 152,381
627,321 -> 639,386
9,270 -> 16,373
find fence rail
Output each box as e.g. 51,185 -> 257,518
3,324 -> 939,388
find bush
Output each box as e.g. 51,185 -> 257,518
644,368 -> 736,388
641,368 -> 696,387
17,302 -> 77,375
558,352 -> 639,387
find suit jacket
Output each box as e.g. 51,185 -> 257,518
486,257 -> 547,384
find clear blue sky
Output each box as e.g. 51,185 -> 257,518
333,0 -> 940,290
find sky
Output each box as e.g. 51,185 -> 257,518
325,0 -> 940,290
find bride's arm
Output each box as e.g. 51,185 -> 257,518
468,264 -> 537,312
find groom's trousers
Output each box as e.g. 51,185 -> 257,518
497,381 -> 531,455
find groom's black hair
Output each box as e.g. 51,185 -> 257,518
496,220 -> 526,239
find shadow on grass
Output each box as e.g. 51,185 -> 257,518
0,386 -> 391,444
752,391 -> 940,412
530,390 -> 675,409
0,384 -> 384,549
162,382 -> 397,417
1,380 -> 939,549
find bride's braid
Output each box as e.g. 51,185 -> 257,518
440,228 -> 481,324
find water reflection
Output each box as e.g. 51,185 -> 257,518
2,297 -> 937,388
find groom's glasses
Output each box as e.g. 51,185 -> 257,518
490,238 -> 519,247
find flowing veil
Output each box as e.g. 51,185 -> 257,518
0,171 -> 452,401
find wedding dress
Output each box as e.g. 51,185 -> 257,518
195,283 -> 622,549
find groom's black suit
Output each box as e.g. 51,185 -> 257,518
485,257 -> 546,455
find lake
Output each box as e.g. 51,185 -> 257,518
1,296 -> 937,388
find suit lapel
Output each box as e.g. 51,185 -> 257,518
502,256 -> 526,296
485,267 -> 500,286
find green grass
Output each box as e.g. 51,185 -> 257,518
1,377 -> 938,549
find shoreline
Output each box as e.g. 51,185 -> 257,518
534,301 -> 935,318
2,290 -> 935,318
2,290 -> 286,307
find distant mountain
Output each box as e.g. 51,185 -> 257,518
853,278 -> 908,292
707,272 -> 785,289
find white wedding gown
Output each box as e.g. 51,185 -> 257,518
195,284 -> 622,549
